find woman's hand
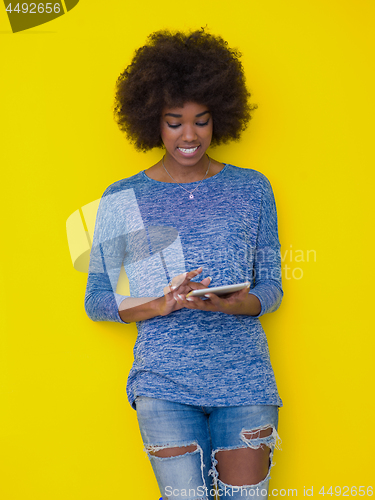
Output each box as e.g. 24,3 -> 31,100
173,282 -> 262,317
119,268 -> 260,322
160,267 -> 212,316
118,267 -> 212,322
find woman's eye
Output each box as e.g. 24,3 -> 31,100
167,123 -> 181,129
196,120 -> 209,127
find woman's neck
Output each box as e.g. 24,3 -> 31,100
145,156 -> 225,183
162,155 -> 210,183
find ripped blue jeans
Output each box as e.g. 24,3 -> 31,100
135,396 -> 281,500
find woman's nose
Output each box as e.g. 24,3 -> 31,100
181,125 -> 197,142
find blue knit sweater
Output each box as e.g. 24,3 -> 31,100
85,165 -> 283,409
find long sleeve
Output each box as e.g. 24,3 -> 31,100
249,176 -> 283,317
84,187 -> 129,323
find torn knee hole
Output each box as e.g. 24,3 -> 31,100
241,425 -> 282,454
240,425 -> 277,451
213,447 -> 271,488
242,426 -> 273,440
147,444 -> 198,458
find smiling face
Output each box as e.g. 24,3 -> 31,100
160,102 -> 213,172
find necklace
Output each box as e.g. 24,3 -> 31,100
162,155 -> 211,200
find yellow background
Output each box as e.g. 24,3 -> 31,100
1,1 -> 374,499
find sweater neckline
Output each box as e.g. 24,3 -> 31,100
141,163 -> 229,186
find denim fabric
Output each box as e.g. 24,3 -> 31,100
136,396 -> 281,500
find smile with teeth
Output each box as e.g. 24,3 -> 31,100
178,146 -> 199,154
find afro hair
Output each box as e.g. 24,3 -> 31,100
114,28 -> 257,151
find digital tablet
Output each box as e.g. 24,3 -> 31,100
186,282 -> 250,298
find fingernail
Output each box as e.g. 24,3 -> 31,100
174,296 -> 178,301
170,285 -> 176,290
204,294 -> 211,298
186,297 -> 194,302
178,294 -> 184,300
207,276 -> 212,282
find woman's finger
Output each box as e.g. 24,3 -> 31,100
188,277 -> 211,290
177,267 -> 203,289
203,293 -> 223,306
185,267 -> 203,280
167,267 -> 203,295
200,276 -> 211,286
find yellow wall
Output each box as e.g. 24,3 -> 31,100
1,1 -> 374,499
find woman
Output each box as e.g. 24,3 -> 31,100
85,28 -> 283,500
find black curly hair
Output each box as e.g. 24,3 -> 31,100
113,28 -> 257,152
